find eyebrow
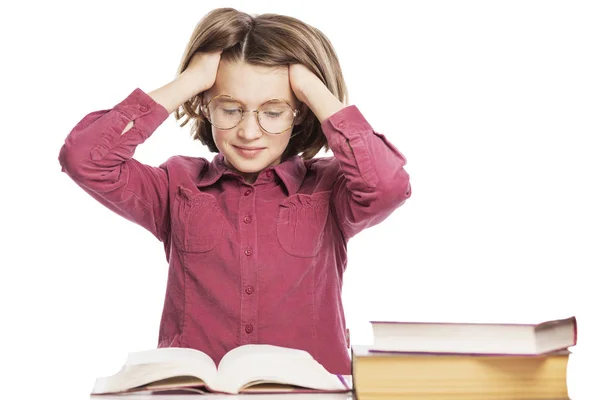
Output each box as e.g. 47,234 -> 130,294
219,95 -> 293,105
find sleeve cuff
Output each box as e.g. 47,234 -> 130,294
89,88 -> 170,161
321,105 -> 373,139
113,87 -> 170,136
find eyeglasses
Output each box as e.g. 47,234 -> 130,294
201,94 -> 300,135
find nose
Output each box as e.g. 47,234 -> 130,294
236,111 -> 263,141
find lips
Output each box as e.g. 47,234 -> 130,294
233,145 -> 266,158
234,145 -> 266,150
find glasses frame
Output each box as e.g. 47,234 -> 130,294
201,94 -> 300,135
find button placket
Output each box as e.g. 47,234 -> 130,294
239,185 -> 258,344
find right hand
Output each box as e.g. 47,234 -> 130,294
181,50 -> 223,93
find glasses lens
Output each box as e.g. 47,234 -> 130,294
258,100 -> 295,134
207,97 -> 243,129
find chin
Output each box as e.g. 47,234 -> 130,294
227,153 -> 276,173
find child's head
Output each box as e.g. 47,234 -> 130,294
174,8 -> 348,182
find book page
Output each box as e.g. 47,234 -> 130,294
91,348 -> 218,394
215,344 -> 347,394
92,361 -> 216,394
125,347 -> 216,367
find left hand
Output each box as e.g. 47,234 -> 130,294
288,63 -> 324,105
288,63 -> 345,123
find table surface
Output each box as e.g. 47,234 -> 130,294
90,394 -> 353,399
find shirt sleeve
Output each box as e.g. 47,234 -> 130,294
321,105 -> 412,240
58,88 -> 171,243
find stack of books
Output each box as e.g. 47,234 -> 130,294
352,316 -> 577,400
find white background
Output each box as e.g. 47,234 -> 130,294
2,1 -> 598,399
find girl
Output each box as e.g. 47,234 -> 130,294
58,7 -> 411,375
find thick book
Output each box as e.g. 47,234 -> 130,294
352,345 -> 570,400
370,315 -> 576,355
90,344 -> 351,395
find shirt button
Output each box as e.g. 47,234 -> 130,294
245,324 -> 254,333
140,105 -> 149,112
266,170 -> 273,178
244,247 -> 253,256
244,189 -> 252,196
245,286 -> 254,295
338,120 -> 346,128
243,215 -> 252,224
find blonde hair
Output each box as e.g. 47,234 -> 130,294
174,7 -> 348,160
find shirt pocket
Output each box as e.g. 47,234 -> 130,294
172,185 -> 224,253
276,191 -> 330,258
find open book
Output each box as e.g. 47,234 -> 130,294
91,344 -> 351,395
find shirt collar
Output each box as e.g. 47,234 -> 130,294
194,153 -> 306,195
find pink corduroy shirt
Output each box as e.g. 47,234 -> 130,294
58,87 -> 411,375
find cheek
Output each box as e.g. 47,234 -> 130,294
211,128 -> 229,149
273,133 -> 292,149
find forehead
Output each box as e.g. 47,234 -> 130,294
206,60 -> 295,105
